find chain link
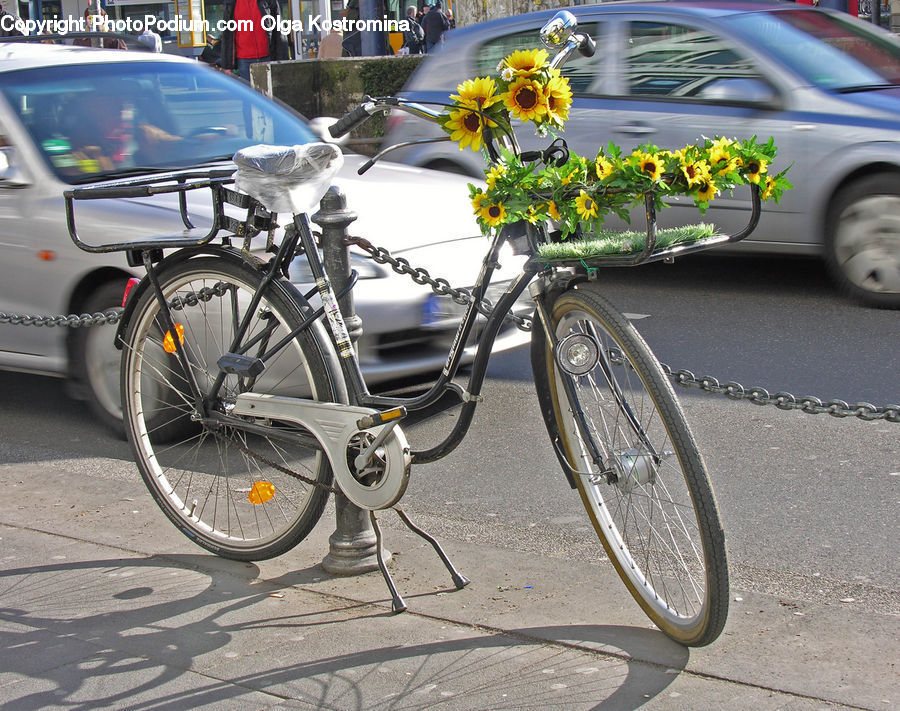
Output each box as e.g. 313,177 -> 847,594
606,348 -> 899,423
3,250 -> 895,423
346,234 -> 534,332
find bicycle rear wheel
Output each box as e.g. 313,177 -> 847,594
532,282 -> 728,646
121,255 -> 340,561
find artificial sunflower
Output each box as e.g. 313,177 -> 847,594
444,106 -> 489,151
451,76 -> 501,110
761,175 -> 777,201
485,163 -> 507,190
695,181 -> 720,202
575,190 -> 599,220
708,137 -> 735,167
504,76 -> 549,122
544,72 -> 573,126
480,202 -> 507,227
502,48 -> 549,78
680,159 -> 712,188
633,151 -> 664,182
544,200 -> 561,220
744,158 -> 768,184
595,155 -> 615,181
471,190 -> 488,213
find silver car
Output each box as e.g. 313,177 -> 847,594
0,43 -> 529,432
382,1 -> 900,308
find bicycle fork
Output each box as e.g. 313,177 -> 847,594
529,276 -> 660,483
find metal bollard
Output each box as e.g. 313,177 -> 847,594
312,186 -> 389,576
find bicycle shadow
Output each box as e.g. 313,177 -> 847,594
0,553 -> 689,710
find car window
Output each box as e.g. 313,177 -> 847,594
725,9 -> 900,90
0,61 -> 317,184
474,24 -> 602,93
623,21 -> 764,99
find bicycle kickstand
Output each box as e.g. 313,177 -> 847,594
394,507 -> 470,590
369,511 -> 407,613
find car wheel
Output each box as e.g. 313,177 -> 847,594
826,173 -> 900,309
70,280 -> 127,435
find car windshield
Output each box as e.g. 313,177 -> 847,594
726,9 -> 900,90
0,60 -> 318,183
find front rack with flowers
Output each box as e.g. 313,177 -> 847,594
437,47 -> 792,266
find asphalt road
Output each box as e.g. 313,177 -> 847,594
0,253 -> 897,616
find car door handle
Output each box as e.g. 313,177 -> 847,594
613,123 -> 658,136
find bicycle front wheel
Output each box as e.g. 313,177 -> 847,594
532,282 -> 728,646
121,256 -> 340,561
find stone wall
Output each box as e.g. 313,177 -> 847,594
252,55 -> 426,152
453,0 -> 573,28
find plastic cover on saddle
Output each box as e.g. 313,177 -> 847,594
232,143 -> 344,215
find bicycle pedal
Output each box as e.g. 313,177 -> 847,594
217,353 -> 265,378
356,406 -> 407,430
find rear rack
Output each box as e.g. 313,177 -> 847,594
529,184 -> 761,269
63,168 -> 275,255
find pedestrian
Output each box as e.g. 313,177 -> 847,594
318,26 -> 343,58
341,0 -> 362,57
220,0 -> 291,82
445,8 -> 455,30
422,0 -> 449,54
0,4 -> 24,37
402,6 -> 425,55
137,26 -> 162,53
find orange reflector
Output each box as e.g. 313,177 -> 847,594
37,250 -> 56,261
248,481 -> 275,504
162,323 -> 184,354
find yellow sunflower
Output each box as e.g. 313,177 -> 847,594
761,175 -> 776,200
451,76 -> 501,110
680,159 -> 712,188
444,106 -> 488,151
695,180 -> 720,202
502,48 -> 549,78
480,202 -> 507,227
575,190 -> 599,220
744,158 -> 768,184
634,151 -> 664,182
544,72 -> 573,125
545,200 -> 561,220
471,190 -> 488,213
504,76 -> 549,122
595,155 -> 615,180
485,163 -> 507,190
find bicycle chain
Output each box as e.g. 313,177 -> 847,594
211,428 -> 340,495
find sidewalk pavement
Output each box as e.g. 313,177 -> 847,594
0,461 -> 896,710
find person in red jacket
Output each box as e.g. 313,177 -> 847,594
220,0 -> 291,82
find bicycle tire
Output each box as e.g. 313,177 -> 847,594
120,256 -> 340,561
531,282 -> 728,646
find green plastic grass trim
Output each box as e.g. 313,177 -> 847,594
536,223 -> 718,261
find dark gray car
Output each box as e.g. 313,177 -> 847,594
382,1 -> 900,308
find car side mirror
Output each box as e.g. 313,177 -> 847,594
307,117 -> 350,147
697,78 -> 780,108
540,10 -> 578,49
0,147 -> 29,187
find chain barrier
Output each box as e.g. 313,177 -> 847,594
2,247 -> 896,423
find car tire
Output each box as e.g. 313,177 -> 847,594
825,173 -> 900,309
70,280 -> 128,436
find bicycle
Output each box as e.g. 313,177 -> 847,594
64,11 -> 767,647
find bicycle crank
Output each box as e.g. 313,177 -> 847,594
231,393 -> 411,510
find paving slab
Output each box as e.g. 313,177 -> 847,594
0,460 -> 896,710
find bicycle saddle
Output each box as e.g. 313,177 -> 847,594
232,143 -> 344,215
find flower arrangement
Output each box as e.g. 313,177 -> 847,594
437,48 -> 792,238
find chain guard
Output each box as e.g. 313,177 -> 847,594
231,393 -> 411,510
